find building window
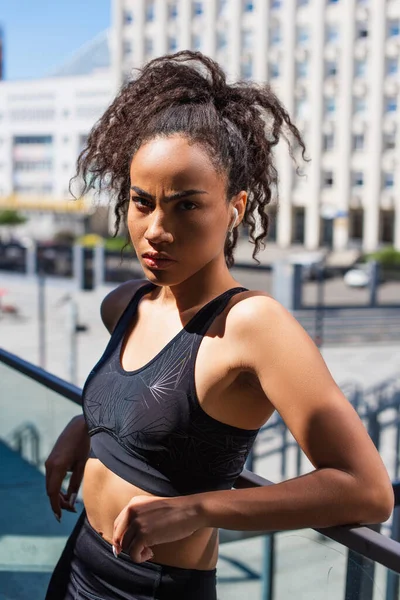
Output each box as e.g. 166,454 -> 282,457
14,135 -> 52,145
123,40 -> 132,55
383,131 -> 396,150
297,60 -> 308,78
169,37 -> 178,52
218,0 -> 228,16
271,0 -> 282,9
169,3 -> 178,19
380,210 -> 395,243
383,172 -> 394,188
270,62 -> 280,78
388,20 -> 400,38
355,60 -> 366,77
354,97 -> 366,113
244,1 -> 254,11
145,37 -> 154,55
323,132 -> 335,151
298,0 -> 309,5
349,209 -> 363,240
267,208 -> 277,241
297,25 -> 309,44
292,207 -> 305,244
146,1 -> 155,21
387,58 -> 398,76
326,24 -> 339,43
353,133 -> 365,150
386,97 -> 398,113
271,26 -> 281,45
217,31 -> 227,49
323,171 -> 334,187
352,171 -> 364,187
328,0 -> 340,4
296,98 -> 309,119
194,2 -> 203,16
357,24 -> 369,39
192,35 -> 202,50
242,59 -> 253,80
326,61 -> 338,77
243,30 -> 254,49
124,11 -> 133,24
325,97 -> 336,114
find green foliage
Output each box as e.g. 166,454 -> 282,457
0,210 -> 27,226
104,236 -> 130,252
366,247 -> 400,267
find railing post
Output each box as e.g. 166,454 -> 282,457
261,534 -> 275,600
344,549 -> 375,600
26,241 -> 37,276
386,506 -> 400,600
73,244 -> 84,290
281,427 -> 288,479
94,244 -> 105,289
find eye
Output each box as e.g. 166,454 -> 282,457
179,201 -> 197,211
131,196 -> 153,209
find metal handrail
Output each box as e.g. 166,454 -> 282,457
1,346 -> 400,574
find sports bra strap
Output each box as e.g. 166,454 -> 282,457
185,286 -> 248,336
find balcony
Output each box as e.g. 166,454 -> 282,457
1,347 -> 400,599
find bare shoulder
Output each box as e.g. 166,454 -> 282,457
227,290 -> 291,333
100,278 -> 149,334
226,289 -> 316,367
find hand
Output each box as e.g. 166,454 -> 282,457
112,495 -> 205,563
45,415 -> 90,521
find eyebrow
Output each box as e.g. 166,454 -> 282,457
130,186 -> 208,202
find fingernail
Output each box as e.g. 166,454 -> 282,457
53,512 -> 61,523
69,493 -> 77,508
112,545 -> 119,558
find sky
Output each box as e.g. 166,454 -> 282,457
0,0 -> 110,80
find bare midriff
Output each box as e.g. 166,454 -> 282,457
83,457 -> 219,570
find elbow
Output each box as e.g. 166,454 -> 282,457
360,481 -> 395,525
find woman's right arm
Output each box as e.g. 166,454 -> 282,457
45,279 -> 148,520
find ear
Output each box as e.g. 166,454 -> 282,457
231,191 -> 247,226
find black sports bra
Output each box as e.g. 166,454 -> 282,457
82,282 -> 260,497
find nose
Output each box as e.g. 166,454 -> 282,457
144,210 -> 173,245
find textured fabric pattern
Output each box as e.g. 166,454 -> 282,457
82,282 -> 260,496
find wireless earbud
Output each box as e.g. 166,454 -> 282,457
228,207 -> 239,233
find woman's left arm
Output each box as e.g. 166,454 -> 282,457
194,295 -> 394,531
113,296 -> 394,560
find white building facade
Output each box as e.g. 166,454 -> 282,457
112,0 -> 400,252
0,34 -> 114,240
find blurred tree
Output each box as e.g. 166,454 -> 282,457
0,210 -> 27,226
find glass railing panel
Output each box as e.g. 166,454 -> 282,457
273,528 -> 398,600
217,528 -> 400,600
0,361 -> 82,600
217,534 -> 264,599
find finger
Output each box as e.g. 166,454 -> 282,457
128,539 -> 152,563
45,465 -> 66,519
59,493 -> 77,513
113,509 -> 135,554
66,462 -> 85,507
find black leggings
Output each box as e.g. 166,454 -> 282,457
45,511 -> 217,600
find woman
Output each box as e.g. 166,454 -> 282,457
45,51 -> 393,600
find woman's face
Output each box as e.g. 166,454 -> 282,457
128,134 -> 243,286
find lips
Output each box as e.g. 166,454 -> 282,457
142,252 -> 175,261
141,253 -> 177,270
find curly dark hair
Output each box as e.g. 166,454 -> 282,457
73,50 -> 307,268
